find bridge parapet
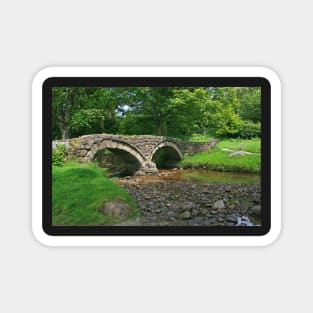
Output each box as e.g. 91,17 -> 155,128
52,134 -> 217,173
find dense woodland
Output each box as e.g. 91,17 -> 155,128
52,87 -> 261,140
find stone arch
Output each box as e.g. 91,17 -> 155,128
151,141 -> 183,160
151,141 -> 183,169
89,139 -> 146,171
89,139 -> 146,163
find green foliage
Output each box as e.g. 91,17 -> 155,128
52,144 -> 67,167
52,162 -> 139,225
196,87 -> 244,138
236,121 -> 261,139
213,107 -> 242,138
52,87 -> 121,139
167,88 -> 208,138
118,87 -> 202,139
188,133 -> 212,142
70,108 -> 104,136
52,86 -> 261,140
236,87 -> 261,123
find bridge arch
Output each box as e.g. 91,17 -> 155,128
89,139 -> 146,163
88,139 -> 147,175
151,141 -> 183,169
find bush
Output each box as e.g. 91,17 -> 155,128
52,144 -> 67,167
236,121 -> 261,139
212,109 -> 242,138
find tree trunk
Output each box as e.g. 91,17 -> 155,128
61,124 -> 70,140
156,118 -> 162,136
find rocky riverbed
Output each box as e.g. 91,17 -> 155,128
115,170 -> 261,226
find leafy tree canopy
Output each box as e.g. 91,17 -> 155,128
52,86 -> 261,140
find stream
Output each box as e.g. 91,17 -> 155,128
115,169 -> 261,226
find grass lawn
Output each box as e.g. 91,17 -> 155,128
189,134 -> 260,153
52,162 -> 139,225
217,138 -> 260,153
181,137 -> 261,173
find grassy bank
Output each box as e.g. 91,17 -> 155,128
217,138 -> 260,153
189,134 -> 260,153
52,162 -> 139,225
181,137 -> 261,173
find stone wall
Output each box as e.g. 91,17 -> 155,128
52,133 -> 217,169
182,139 -> 218,155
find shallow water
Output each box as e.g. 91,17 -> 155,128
142,169 -> 260,185
181,169 -> 260,184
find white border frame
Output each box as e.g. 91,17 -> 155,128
32,66 -> 281,246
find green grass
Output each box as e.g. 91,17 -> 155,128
217,138 -> 260,153
182,136 -> 261,172
188,134 -> 261,153
52,162 -> 139,225
180,149 -> 260,173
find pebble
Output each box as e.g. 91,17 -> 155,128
226,216 -> 238,223
250,205 -> 261,216
191,209 -> 199,216
116,174 -> 261,226
180,211 -> 191,220
213,200 -> 225,210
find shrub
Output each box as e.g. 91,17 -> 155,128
236,121 -> 261,139
212,109 -> 242,138
52,144 -> 67,167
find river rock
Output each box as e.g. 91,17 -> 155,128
250,205 -> 261,216
180,211 -> 191,220
146,161 -> 157,168
213,200 -> 225,210
226,216 -> 238,223
180,202 -> 194,211
134,170 -> 144,176
191,209 -> 199,216
101,200 -> 132,220
115,171 -> 261,227
228,204 -> 235,210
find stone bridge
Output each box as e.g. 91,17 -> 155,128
53,134 -> 217,175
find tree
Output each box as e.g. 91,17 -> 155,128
194,87 -> 242,138
118,87 -> 202,139
52,87 -> 121,139
117,87 -> 173,136
52,87 -> 81,139
52,86 -> 261,140
236,87 -> 261,123
69,87 -> 120,137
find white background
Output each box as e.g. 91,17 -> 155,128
0,0 -> 311,312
